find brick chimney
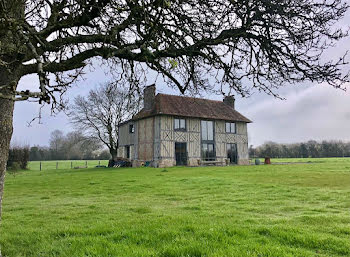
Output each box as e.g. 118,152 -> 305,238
144,84 -> 156,110
223,95 -> 235,109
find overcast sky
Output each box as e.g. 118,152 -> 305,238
11,5 -> 350,148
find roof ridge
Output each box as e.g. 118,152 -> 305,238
156,93 -> 223,103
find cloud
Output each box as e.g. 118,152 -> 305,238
245,84 -> 350,146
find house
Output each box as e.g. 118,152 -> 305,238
117,85 -> 252,167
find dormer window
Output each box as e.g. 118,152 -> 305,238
129,124 -> 135,133
225,122 -> 236,134
174,118 -> 186,131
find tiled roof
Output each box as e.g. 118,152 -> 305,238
132,94 -> 252,123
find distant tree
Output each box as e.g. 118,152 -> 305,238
62,131 -> 84,160
248,145 -> 255,158
63,137 -> 82,160
259,141 -> 281,158
345,143 -> 350,157
97,150 -> 112,161
63,131 -> 101,160
300,143 -> 309,158
69,82 -> 140,160
49,130 -> 65,160
280,144 -> 289,158
38,146 -> 51,161
79,139 -> 102,160
320,141 -> 331,157
306,140 -> 319,158
328,140 -> 345,157
29,146 -> 41,161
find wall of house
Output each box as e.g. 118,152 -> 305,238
117,121 -> 137,160
118,117 -> 156,165
157,117 -> 249,167
215,121 -> 249,165
153,116 -> 162,164
118,116 -> 249,167
118,122 -> 136,145
136,117 -> 154,164
155,116 -> 201,167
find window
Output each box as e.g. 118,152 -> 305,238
129,124 -> 134,133
201,120 -> 214,140
202,143 -> 215,161
225,122 -> 236,133
174,118 -> 186,131
227,143 -> 237,164
201,120 -> 215,160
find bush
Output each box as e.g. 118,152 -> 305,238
7,146 -> 30,170
7,162 -> 21,171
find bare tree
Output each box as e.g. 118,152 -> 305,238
48,130 -> 102,160
49,129 -> 65,160
63,131 -> 102,160
69,82 -> 140,160
0,0 -> 349,224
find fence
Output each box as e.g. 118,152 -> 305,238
28,160 -> 109,171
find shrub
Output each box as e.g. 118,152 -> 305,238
8,161 -> 21,170
7,146 -> 30,170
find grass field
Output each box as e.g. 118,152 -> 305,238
1,159 -> 350,256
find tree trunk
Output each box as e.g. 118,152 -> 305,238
107,148 -> 118,167
0,97 -> 14,222
0,0 -> 25,226
0,67 -> 16,224
110,148 -> 118,161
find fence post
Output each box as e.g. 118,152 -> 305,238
40,161 -> 42,171
99,160 -> 100,166
56,162 -> 58,169
85,161 -> 87,168
71,162 -> 73,169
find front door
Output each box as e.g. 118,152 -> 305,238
227,143 -> 238,164
125,146 -> 130,159
175,142 -> 187,166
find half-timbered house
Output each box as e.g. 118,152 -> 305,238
117,85 -> 252,167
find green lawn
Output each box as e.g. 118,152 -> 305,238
1,159 -> 350,256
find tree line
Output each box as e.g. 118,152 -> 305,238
29,130 -> 111,161
250,140 -> 350,159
